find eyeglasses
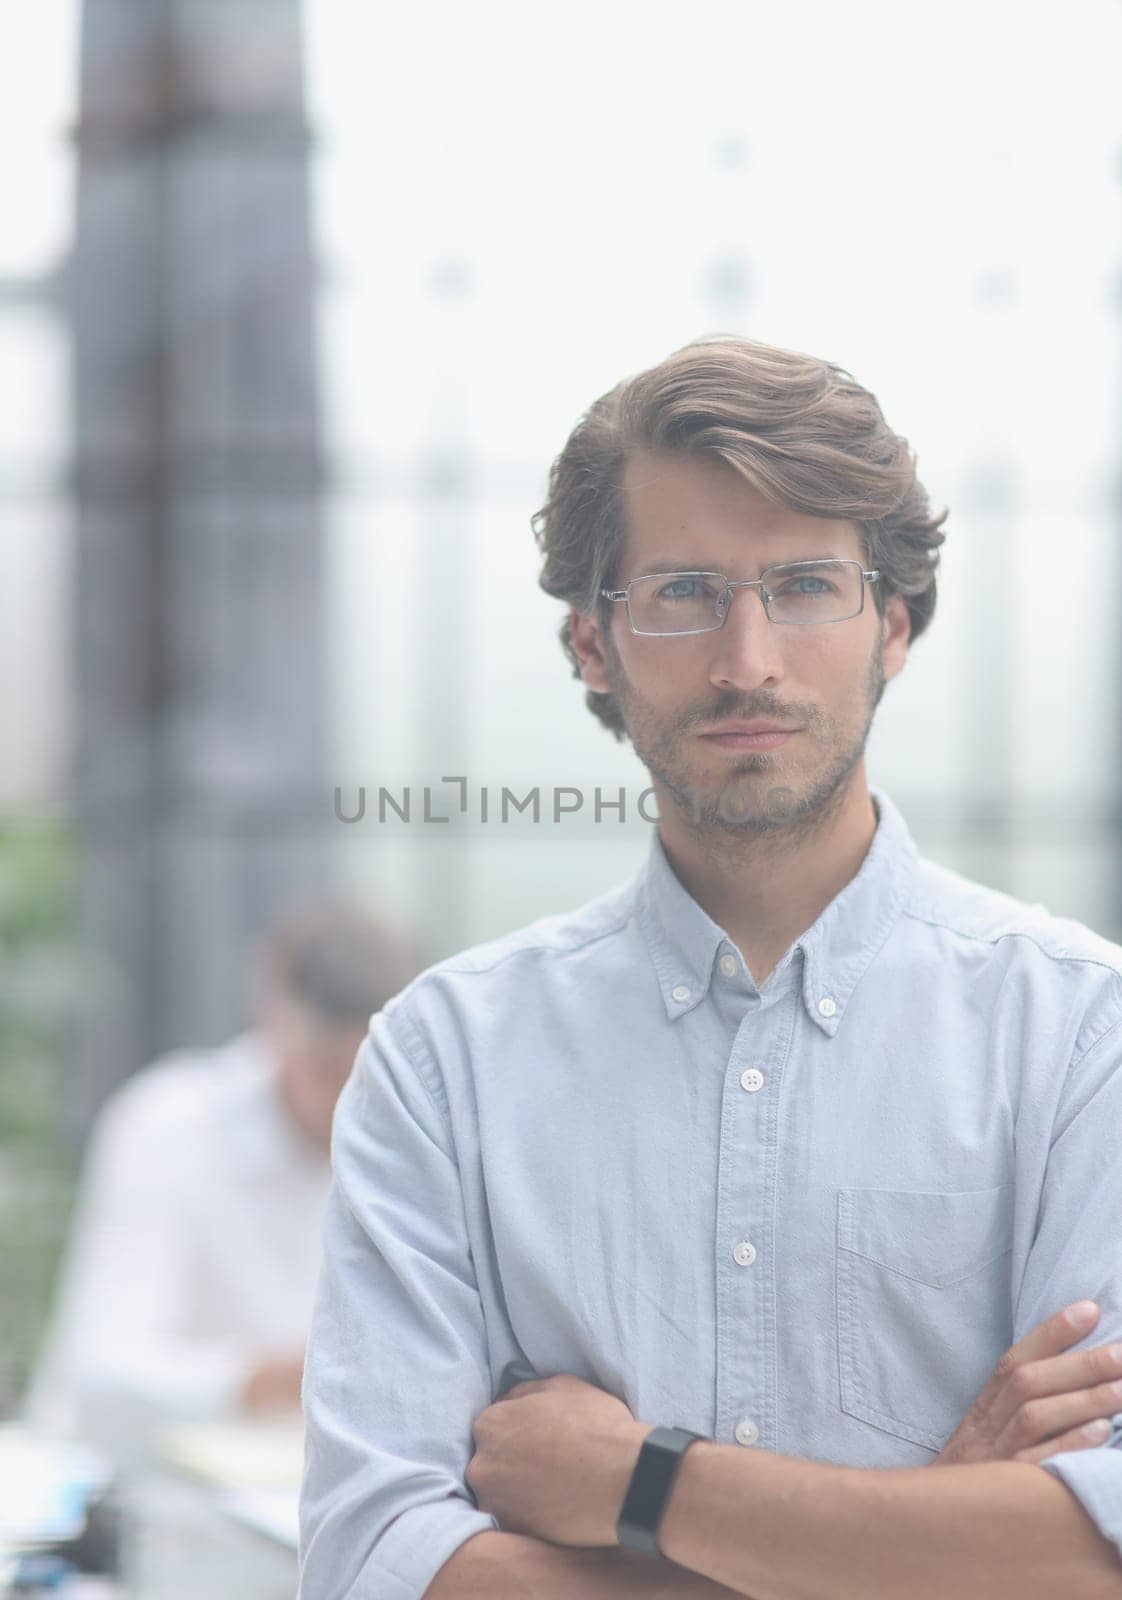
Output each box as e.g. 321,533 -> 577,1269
600,559 -> 880,636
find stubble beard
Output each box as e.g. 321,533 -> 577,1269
603,638 -> 887,848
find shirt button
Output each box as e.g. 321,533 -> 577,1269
734,1418 -> 760,1447
732,1240 -> 757,1267
671,984 -> 691,1002
818,996 -> 837,1017
740,1067 -> 764,1092
719,954 -> 737,978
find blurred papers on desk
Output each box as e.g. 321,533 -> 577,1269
0,1425 -> 111,1550
157,1416 -> 304,1495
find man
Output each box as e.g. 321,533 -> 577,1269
299,336 -> 1122,1599
26,904 -> 418,1457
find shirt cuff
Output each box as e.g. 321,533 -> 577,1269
362,1495 -> 500,1600
1038,1413 -> 1122,1562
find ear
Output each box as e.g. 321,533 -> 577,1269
881,592 -> 911,682
568,607 -> 615,694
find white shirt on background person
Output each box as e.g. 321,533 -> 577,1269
26,1030 -> 332,1453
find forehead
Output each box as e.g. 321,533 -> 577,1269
618,448 -> 863,572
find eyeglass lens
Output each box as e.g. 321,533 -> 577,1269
626,561 -> 864,634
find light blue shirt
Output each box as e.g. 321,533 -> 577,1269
298,788 -> 1122,1600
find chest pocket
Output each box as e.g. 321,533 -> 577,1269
836,1184 -> 1014,1452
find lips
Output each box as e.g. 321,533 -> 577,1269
700,722 -> 796,736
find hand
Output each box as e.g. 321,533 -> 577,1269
241,1349 -> 306,1413
466,1372 -> 651,1547
934,1301 -> 1122,1465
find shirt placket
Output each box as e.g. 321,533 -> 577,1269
713,981 -> 796,1452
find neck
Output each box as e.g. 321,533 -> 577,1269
655,765 -> 879,986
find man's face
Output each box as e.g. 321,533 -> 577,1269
569,449 -> 911,836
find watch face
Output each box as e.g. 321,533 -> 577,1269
616,1428 -> 704,1556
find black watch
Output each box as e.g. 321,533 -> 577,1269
616,1425 -> 705,1557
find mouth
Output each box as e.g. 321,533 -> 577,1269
698,723 -> 800,750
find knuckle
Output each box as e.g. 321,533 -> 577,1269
1092,1347 -> 1119,1379
1004,1363 -> 1037,1403
993,1347 -> 1021,1384
1014,1398 -> 1045,1436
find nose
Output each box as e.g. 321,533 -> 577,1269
706,583 -> 786,692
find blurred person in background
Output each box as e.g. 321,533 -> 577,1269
23,904 -> 419,1456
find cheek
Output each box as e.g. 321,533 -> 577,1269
799,632 -> 875,682
617,637 -> 707,695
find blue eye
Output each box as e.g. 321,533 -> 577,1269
774,574 -> 834,596
657,576 -> 713,601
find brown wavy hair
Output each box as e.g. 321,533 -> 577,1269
532,334 -> 948,741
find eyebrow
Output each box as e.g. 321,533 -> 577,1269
635,553 -> 853,575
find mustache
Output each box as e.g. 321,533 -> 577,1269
682,696 -> 812,729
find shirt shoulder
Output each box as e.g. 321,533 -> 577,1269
395,876 -> 637,994
904,853 -> 1122,1057
376,876 -> 641,1074
447,876 -> 639,974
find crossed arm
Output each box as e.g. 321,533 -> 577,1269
427,1308 -> 1122,1600
302,1016 -> 1122,1600
429,1458 -> 1121,1600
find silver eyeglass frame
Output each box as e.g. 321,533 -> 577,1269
600,560 -> 881,636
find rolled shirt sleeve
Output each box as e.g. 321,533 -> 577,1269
1023,1014 -> 1122,1562
298,1001 -> 500,1600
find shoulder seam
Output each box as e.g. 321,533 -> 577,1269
432,899 -> 637,980
901,904 -> 1122,981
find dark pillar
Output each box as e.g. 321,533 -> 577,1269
72,0 -> 327,1131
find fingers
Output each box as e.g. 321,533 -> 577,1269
972,1302 -> 1100,1423
1008,1340 -> 1122,1408
995,1374 -> 1122,1457
936,1303 -> 1121,1465
978,1301 -> 1122,1455
1014,1415 -> 1117,1466
998,1301 -> 1101,1379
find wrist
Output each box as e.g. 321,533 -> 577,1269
601,1422 -> 655,1546
614,1424 -> 707,1556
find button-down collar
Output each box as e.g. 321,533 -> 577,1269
634,787 -> 919,1033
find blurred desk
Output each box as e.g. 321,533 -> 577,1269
121,1418 -> 302,1600
0,1425 -> 118,1596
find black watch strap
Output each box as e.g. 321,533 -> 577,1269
616,1425 -> 705,1557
